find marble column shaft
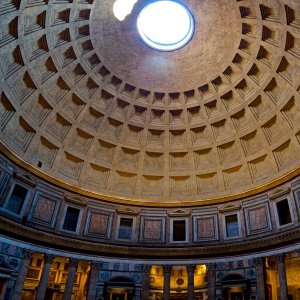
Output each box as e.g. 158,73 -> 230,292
254,257 -> 266,300
36,254 -> 55,300
141,264 -> 151,300
187,264 -> 196,300
87,261 -> 101,300
276,254 -> 288,300
163,265 -> 171,300
63,258 -> 79,300
11,249 -> 33,300
207,263 -> 216,300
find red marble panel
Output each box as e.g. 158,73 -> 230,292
32,196 -> 56,223
143,219 -> 162,241
88,212 -> 109,235
197,217 -> 215,239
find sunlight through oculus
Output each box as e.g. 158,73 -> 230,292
137,1 -> 194,51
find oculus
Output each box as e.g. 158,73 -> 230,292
137,1 -> 194,51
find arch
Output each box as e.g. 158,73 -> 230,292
103,276 -> 135,300
221,273 -> 250,300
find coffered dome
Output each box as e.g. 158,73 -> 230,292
0,0 -> 299,205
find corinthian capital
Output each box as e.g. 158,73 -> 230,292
44,254 -> 56,264
22,249 -> 34,260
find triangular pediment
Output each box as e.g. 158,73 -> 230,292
14,172 -> 36,187
169,209 -> 190,216
291,179 -> 300,189
64,195 -> 87,206
269,187 -> 290,200
219,203 -> 241,213
117,207 -> 138,215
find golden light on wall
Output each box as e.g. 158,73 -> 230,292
149,264 -> 207,292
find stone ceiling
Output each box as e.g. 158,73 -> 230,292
0,0 -> 299,205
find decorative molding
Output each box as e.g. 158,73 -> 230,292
64,195 -> 87,206
187,264 -> 196,273
14,172 -> 36,187
142,264 -> 151,273
140,216 -> 165,243
193,215 -> 219,242
1,216 -> 300,258
116,207 -> 139,215
219,203 -> 241,213
1,141 -> 299,207
269,187 -> 291,200
69,258 -> 79,268
22,249 -> 34,260
169,209 -> 191,216
84,208 -> 113,239
27,190 -> 61,229
275,254 -> 285,263
207,263 -> 216,270
244,202 -> 272,236
91,261 -> 102,270
291,179 -> 300,189
44,253 -> 56,264
253,257 -> 265,266
163,265 -> 172,273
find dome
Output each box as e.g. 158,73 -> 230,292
1,1 -> 300,300
0,0 -> 299,206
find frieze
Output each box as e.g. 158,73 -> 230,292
1,211 -> 300,258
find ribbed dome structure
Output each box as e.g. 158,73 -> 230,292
0,0 -> 299,205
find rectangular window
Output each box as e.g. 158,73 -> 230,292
276,199 -> 292,226
118,218 -> 133,240
62,207 -> 80,232
173,220 -> 186,242
6,184 -> 28,214
225,214 -> 239,238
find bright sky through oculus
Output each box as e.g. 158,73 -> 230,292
137,1 -> 194,51
113,0 -> 138,21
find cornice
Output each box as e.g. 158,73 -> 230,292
1,142 -> 300,207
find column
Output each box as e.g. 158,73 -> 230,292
207,263 -> 216,300
63,258 -> 79,300
163,265 -> 171,300
11,249 -> 33,300
141,264 -> 151,300
254,257 -> 266,300
87,261 -> 101,300
187,264 -> 196,300
276,254 -> 288,300
36,253 -> 55,300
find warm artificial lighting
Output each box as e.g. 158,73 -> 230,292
113,0 -> 138,21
